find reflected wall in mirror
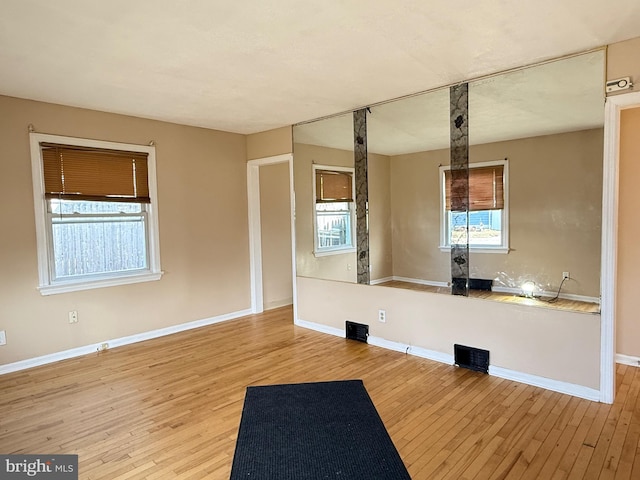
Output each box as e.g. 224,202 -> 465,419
467,52 -> 604,300
293,112 -> 358,282
294,49 -> 605,311
366,87 -> 451,286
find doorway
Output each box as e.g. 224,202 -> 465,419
247,154 -> 296,315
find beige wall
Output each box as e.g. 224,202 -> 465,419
607,37 -> 640,96
298,277 -> 601,390
390,129 -> 603,297
246,126 -> 292,160
0,95 -> 250,365
369,153 -> 393,281
259,162 -> 293,309
617,107 -> 640,357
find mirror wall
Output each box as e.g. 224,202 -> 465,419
293,50 -> 605,310
293,112 -> 356,282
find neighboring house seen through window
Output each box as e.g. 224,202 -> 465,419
29,133 -> 162,294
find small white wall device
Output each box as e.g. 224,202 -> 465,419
606,77 -> 633,93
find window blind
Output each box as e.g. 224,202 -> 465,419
41,143 -> 150,203
445,165 -> 504,211
315,169 -> 353,203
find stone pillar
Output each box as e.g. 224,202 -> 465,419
449,84 -> 469,296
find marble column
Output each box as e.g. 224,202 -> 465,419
449,84 -> 469,296
353,108 -> 370,285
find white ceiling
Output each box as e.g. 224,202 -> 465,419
1,1 -> 639,135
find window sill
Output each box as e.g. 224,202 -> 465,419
439,246 -> 510,254
314,247 -> 356,258
39,271 -> 163,296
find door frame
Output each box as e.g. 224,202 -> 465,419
601,90 -> 640,403
246,153 -> 296,316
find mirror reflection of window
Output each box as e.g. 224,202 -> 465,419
313,166 -> 356,255
441,160 -> 508,252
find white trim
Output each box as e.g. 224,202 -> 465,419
368,336 -> 410,353
368,337 -> 456,364
438,246 -> 509,254
391,276 -> 449,288
247,162 -> 264,314
313,247 -> 356,257
39,272 -> 163,295
489,366 -> 600,402
29,133 -> 162,294
294,318 -> 344,337
370,276 -> 394,285
409,345 -> 455,365
616,354 -> 640,367
295,318 -> 597,401
601,91 -> 640,403
0,308 -> 252,376
492,286 -> 600,306
246,153 -> 295,315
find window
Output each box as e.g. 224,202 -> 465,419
313,165 -> 356,256
440,160 -> 509,253
30,133 -> 162,294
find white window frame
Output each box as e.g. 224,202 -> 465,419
439,159 -> 509,254
312,164 -> 356,257
29,133 -> 163,295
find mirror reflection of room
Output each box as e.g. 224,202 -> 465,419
293,50 -> 604,314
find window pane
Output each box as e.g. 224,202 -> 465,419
449,210 -> 502,246
50,199 -> 142,215
316,202 -> 352,249
50,200 -> 148,279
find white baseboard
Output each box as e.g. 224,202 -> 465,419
492,286 -> 600,305
391,276 -> 449,288
616,353 -> 640,367
294,319 -> 344,338
0,308 -> 253,376
368,336 -> 410,353
295,317 -> 600,402
370,276 -> 394,285
489,366 -> 601,401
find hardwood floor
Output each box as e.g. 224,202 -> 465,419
0,306 -> 636,479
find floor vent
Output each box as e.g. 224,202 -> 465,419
454,344 -> 489,374
346,321 -> 369,343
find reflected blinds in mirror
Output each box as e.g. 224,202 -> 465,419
444,165 -> 504,211
315,170 -> 353,202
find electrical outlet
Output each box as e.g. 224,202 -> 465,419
0,330 -> 6,346
563,272 -> 570,280
68,310 -> 78,324
99,343 -> 109,351
378,309 -> 386,323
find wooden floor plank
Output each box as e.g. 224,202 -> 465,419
0,306 -> 637,479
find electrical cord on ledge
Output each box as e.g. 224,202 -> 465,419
544,277 -> 568,303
